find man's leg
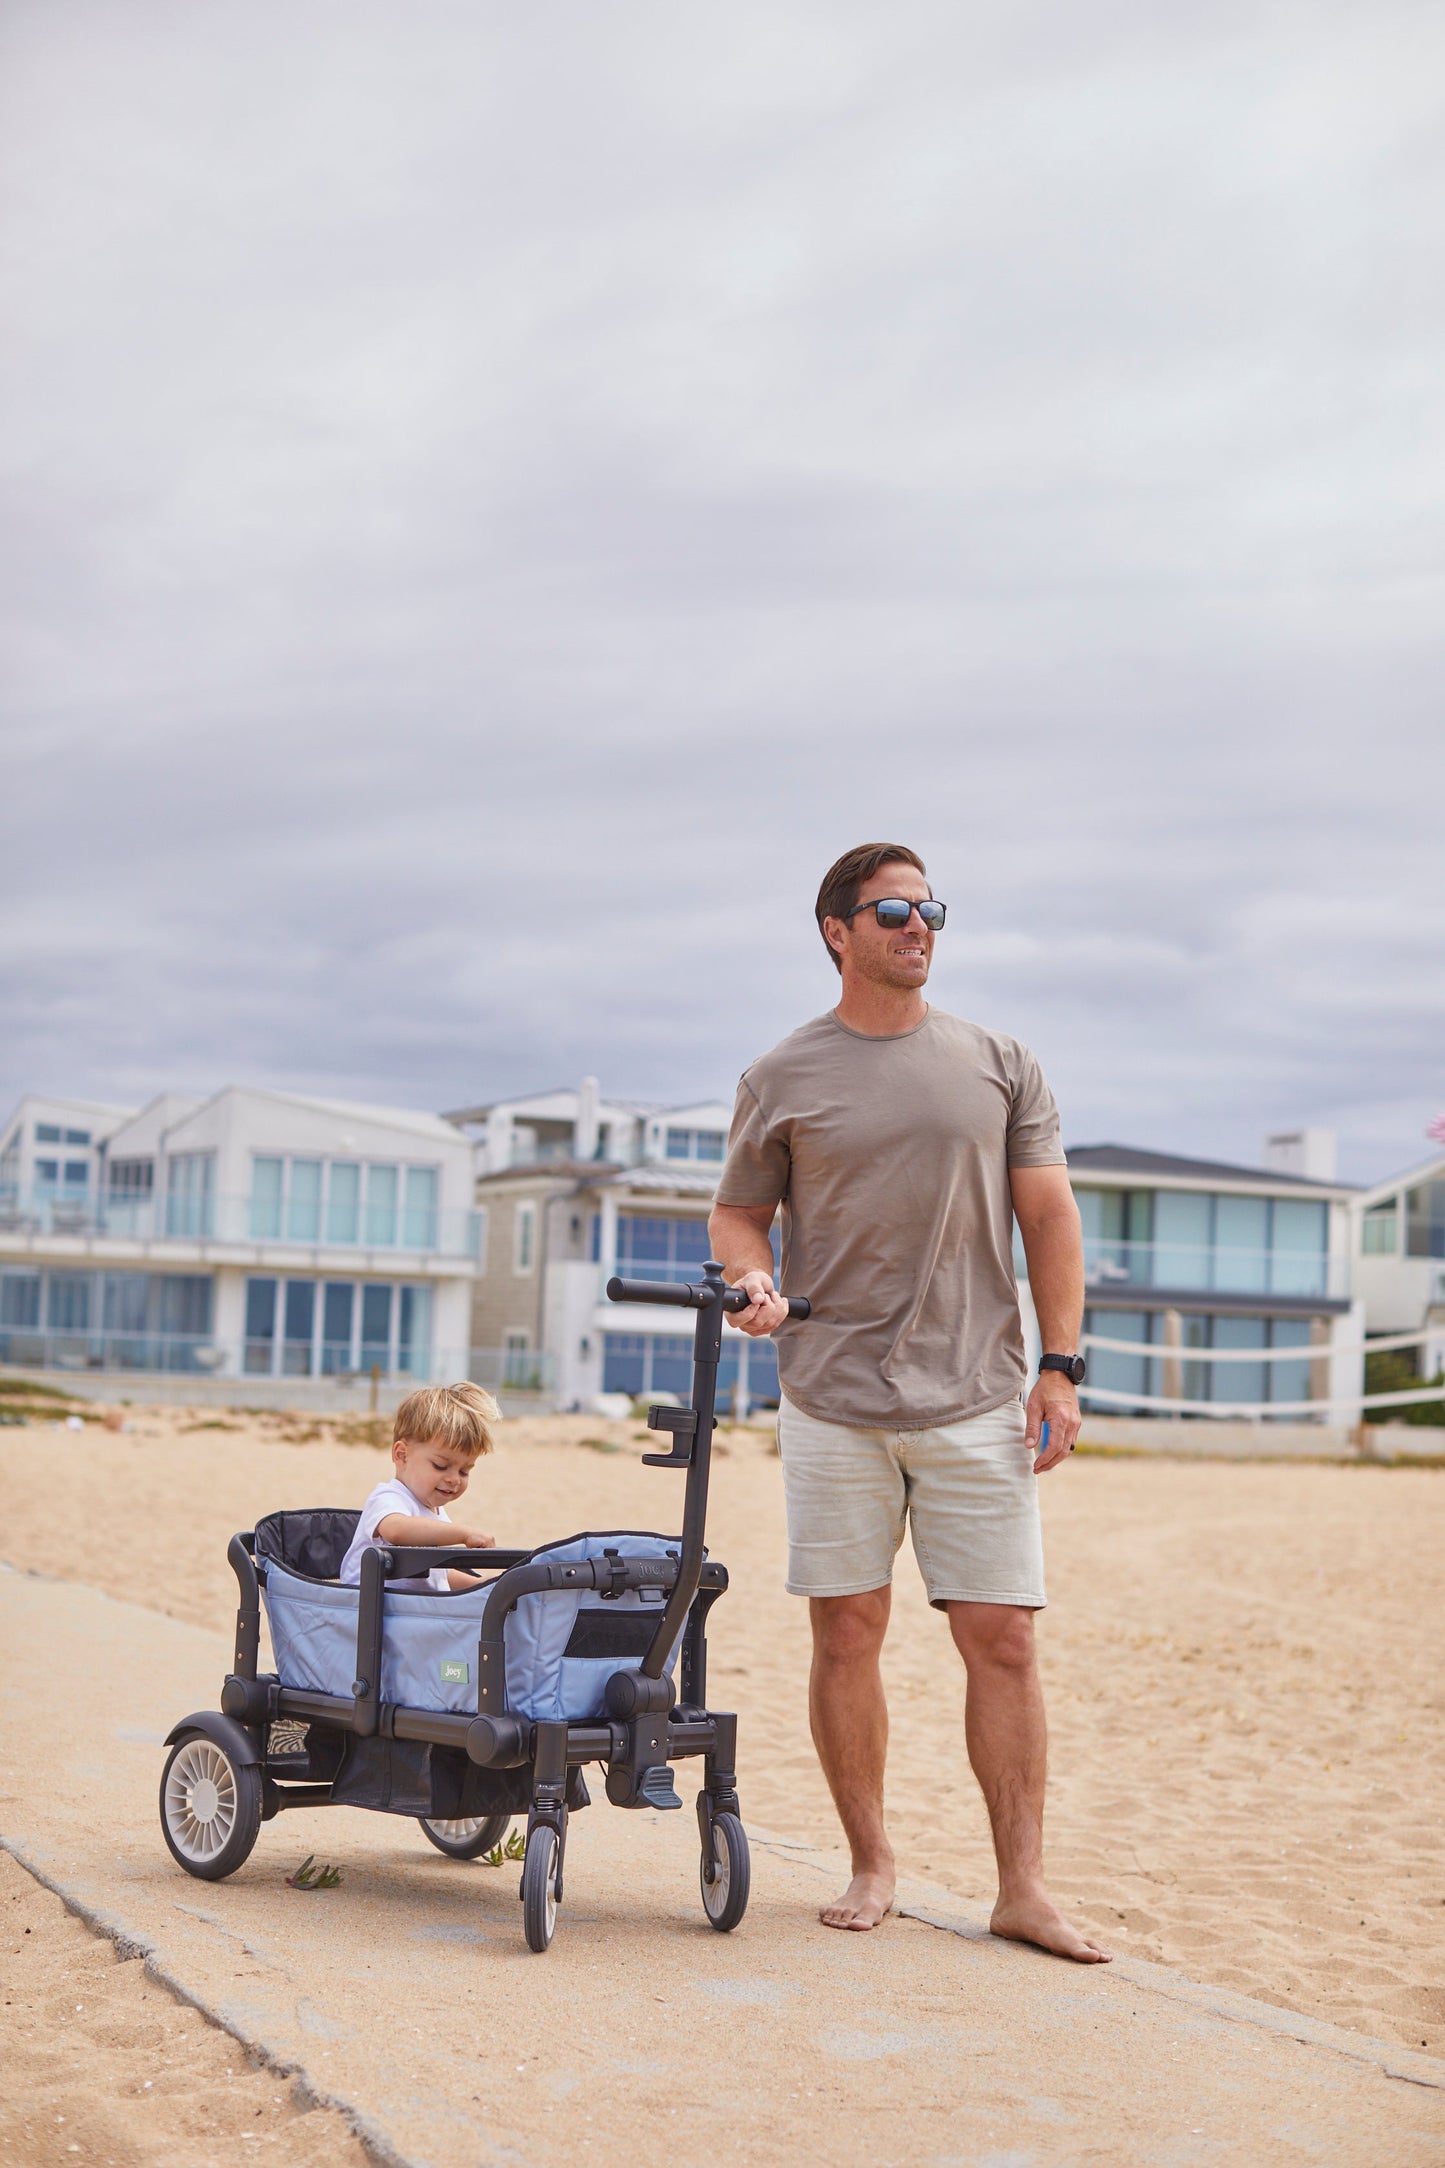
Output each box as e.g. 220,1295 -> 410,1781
809,1588 -> 896,1930
945,1601 -> 1108,1963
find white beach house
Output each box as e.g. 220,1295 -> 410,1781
0,1088 -> 479,1386
1352,1149 -> 1445,1381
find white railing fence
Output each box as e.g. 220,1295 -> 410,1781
1079,1325 -> 1444,1421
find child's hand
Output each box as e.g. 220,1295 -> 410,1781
453,1527 -> 495,1549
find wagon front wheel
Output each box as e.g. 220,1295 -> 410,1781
160,1734 -> 262,1881
521,1824 -> 560,1952
419,1814 -> 511,1860
700,1810 -> 750,1932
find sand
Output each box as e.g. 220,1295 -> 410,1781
1,1400 -> 1442,2147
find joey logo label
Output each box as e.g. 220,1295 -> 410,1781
440,1659 -> 469,1684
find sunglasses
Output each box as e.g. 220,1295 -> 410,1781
842,897 -> 947,931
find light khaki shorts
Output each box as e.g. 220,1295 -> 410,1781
775,1393 -> 1046,1609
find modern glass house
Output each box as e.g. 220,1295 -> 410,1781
1053,1145 -> 1357,1416
0,1088 -> 480,1385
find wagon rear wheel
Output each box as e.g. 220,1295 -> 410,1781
160,1734 -> 262,1882
418,1814 -> 511,1860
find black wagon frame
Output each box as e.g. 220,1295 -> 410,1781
159,1260 -> 807,1949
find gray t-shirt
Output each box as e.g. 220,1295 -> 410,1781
715,1007 -> 1064,1429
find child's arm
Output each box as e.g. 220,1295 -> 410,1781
374,1513 -> 495,1550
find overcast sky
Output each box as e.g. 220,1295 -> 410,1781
2,2 -> 1442,1182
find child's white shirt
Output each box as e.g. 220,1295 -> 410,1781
340,1477 -> 454,1593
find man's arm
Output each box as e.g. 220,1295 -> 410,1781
708,1201 -> 788,1334
1010,1164 -> 1085,1473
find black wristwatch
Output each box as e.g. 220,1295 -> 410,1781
1039,1352 -> 1086,1386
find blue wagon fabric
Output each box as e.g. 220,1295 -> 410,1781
260,1530 -> 684,1721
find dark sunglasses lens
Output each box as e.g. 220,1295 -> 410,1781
917,901 -> 946,930
874,899 -> 912,927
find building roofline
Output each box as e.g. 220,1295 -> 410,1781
1064,1142 -> 1357,1196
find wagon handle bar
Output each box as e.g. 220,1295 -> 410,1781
606,1275 -> 810,1320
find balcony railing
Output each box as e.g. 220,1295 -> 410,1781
1078,1236 -> 1346,1302
0,1331 -> 552,1392
0,1188 -> 482,1259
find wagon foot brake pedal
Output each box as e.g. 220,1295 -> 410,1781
638,1764 -> 682,1810
642,1404 -> 697,1469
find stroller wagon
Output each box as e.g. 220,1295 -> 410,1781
158,1261 -> 808,1951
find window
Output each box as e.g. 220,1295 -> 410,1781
63,1160 -> 89,1189
1209,1315 -> 1268,1406
361,1284 -> 393,1372
514,1201 -> 536,1274
1076,1188 -> 1151,1284
601,1332 -> 780,1406
245,1278 -> 277,1373
665,1127 -> 727,1162
0,1273 -> 41,1329
1405,1181 -> 1445,1261
403,1166 -> 438,1250
503,1329 -> 534,1387
1081,1308 -> 1154,1407
322,1282 -> 355,1374
165,1153 -> 215,1237
47,1272 -> 91,1331
1361,1199 -> 1398,1255
103,1274 -> 150,1334
35,1123 -> 61,1144
283,1280 -> 316,1375
365,1164 -> 398,1246
1212,1195 -> 1269,1292
34,1159 -> 59,1188
398,1284 -> 432,1374
65,1128 -> 90,1146
614,1214 -> 711,1285
286,1160 -> 323,1242
1152,1193 -> 1212,1289
1269,1199 -> 1328,1295
326,1163 -> 360,1245
250,1158 -> 284,1238
108,1160 -> 154,1196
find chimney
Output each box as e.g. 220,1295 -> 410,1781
1264,1128 -> 1337,1182
575,1076 -> 600,1162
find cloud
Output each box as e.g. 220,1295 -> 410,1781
2,1 -> 1442,1181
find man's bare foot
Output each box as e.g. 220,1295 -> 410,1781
820,1867 -> 895,1932
991,1892 -> 1110,1963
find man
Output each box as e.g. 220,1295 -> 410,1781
709,841 -> 1106,1963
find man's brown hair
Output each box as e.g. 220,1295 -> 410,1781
393,1380 -> 499,1458
814,842 -> 929,974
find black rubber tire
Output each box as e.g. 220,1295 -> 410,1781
700,1810 -> 750,1932
418,1814 -> 511,1860
159,1732 -> 263,1882
521,1824 -> 560,1952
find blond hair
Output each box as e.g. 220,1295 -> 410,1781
393,1381 -> 499,1459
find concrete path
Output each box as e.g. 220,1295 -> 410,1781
3,1563 -> 1442,2168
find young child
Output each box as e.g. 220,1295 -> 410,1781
340,1381 -> 500,1592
